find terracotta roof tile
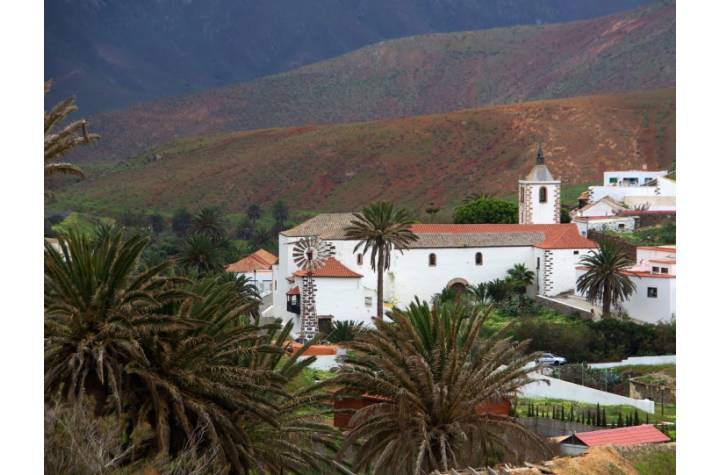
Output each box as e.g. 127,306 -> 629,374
570,425 -> 670,447
225,249 -> 278,273
286,286 -> 300,295
293,257 -> 362,278
284,214 -> 597,250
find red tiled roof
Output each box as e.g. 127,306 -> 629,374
573,215 -> 632,221
638,246 -> 676,253
626,271 -> 676,279
648,258 -> 676,264
289,342 -> 338,355
571,425 -> 670,447
576,266 -> 676,279
225,249 -> 278,273
293,257 -> 363,278
410,224 -> 596,250
619,210 -> 676,216
286,286 -> 300,295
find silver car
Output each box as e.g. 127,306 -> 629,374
535,353 -> 568,366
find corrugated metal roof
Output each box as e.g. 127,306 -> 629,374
569,425 -> 670,447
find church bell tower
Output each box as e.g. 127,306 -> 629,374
518,145 -> 561,224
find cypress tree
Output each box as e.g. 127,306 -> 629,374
569,405 -> 574,422
596,403 -> 601,426
602,408 -> 607,427
561,405 -> 565,422
645,413 -> 650,424
617,413 -> 623,427
634,410 -> 640,426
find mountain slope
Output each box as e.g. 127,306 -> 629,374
76,1 -> 675,162
46,0 -> 652,114
55,89 -> 676,215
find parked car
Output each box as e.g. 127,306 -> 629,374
535,353 -> 568,366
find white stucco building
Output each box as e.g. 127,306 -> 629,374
571,196 -> 635,236
225,249 -> 277,295
587,170 -> 675,210
271,151 -> 597,332
575,245 -> 676,324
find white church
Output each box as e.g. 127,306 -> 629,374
271,148 -> 597,330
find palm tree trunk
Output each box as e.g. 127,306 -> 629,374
376,246 -> 384,322
602,281 -> 612,318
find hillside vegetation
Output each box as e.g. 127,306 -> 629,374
73,1 -> 674,162
54,89 -> 675,214
46,0 -> 651,113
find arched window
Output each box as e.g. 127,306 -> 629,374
475,252 -> 483,265
429,253 -> 437,267
539,186 -> 547,203
357,253 -> 363,266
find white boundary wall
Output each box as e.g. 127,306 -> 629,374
519,372 -> 655,413
588,355 -> 676,370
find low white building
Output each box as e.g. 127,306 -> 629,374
575,245 -> 676,324
571,196 -> 636,236
573,216 -> 636,236
588,170 -> 675,208
601,170 -> 669,187
225,249 -> 277,294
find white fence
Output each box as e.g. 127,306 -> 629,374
519,372 -> 655,413
588,355 -> 676,370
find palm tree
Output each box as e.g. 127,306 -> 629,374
46,230 -> 339,473
44,80 -> 99,178
178,234 -> 224,276
576,240 -> 636,318
327,320 -> 365,344
246,203 -> 262,223
190,207 -> 226,240
507,263 -> 535,295
344,202 -> 418,321
44,230 -> 189,413
215,272 -> 262,317
467,282 -> 491,306
336,299 -> 551,474
235,319 -> 342,473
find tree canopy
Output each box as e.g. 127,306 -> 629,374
453,197 -> 518,224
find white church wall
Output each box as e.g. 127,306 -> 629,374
389,246 -> 536,306
544,249 -> 594,297
314,277 -> 376,325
